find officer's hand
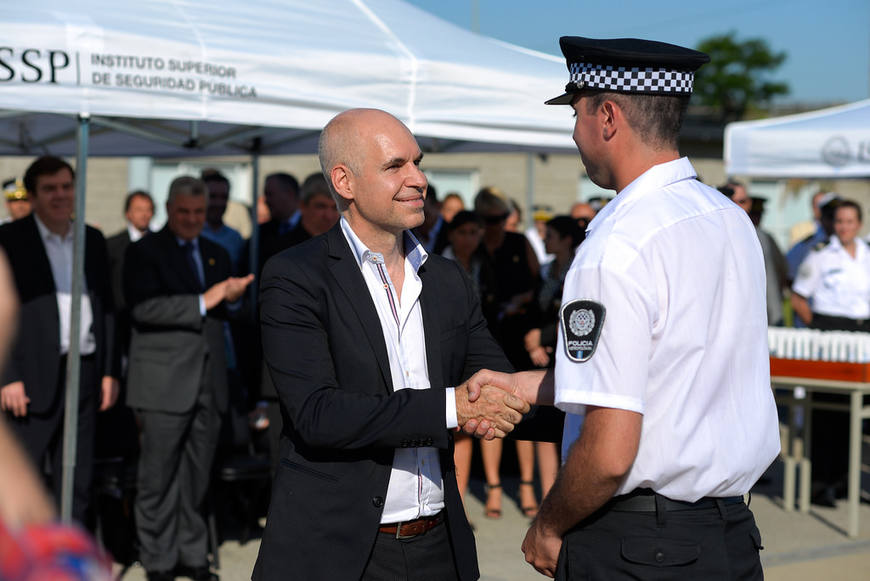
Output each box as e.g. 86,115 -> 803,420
521,518 -> 563,578
99,376 -> 119,411
0,382 -> 29,417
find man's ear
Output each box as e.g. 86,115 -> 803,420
330,165 -> 354,204
601,100 -> 618,141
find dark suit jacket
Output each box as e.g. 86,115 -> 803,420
252,224 -> 511,581
123,226 -> 231,414
0,214 -> 116,414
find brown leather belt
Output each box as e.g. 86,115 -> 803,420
378,513 -> 443,539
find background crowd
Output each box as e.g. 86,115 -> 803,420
0,153 -> 863,573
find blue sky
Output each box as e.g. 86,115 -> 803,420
407,0 -> 869,106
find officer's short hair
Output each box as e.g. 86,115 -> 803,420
583,90 -> 689,150
836,199 -> 862,223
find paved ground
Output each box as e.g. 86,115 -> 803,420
115,463 -> 870,581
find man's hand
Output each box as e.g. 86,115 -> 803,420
100,376 -> 119,411
226,274 -> 255,302
1,382 -> 29,417
203,280 -> 228,310
204,275 -> 255,309
455,383 -> 529,439
521,518 -> 563,578
465,369 -> 520,403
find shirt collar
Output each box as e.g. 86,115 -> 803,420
339,216 -> 428,272
127,223 -> 147,242
33,213 -> 72,243
176,235 -> 199,249
586,157 -> 696,236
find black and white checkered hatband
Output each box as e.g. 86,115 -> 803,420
569,62 -> 694,94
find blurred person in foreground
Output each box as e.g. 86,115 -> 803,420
0,249 -> 113,581
791,198 -> 869,506
124,176 -> 253,581
467,36 -> 780,579
252,108 -> 529,581
0,156 -> 119,525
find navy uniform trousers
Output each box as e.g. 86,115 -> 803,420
555,493 -> 763,580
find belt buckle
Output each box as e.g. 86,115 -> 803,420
395,520 -> 415,540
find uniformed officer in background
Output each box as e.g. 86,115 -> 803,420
2,179 -> 31,224
791,198 -> 869,506
465,36 -> 781,579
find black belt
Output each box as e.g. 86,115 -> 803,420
608,490 -> 744,513
378,512 -> 443,539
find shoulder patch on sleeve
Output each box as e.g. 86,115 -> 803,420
560,299 -> 606,363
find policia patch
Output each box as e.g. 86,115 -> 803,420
560,300 -> 606,363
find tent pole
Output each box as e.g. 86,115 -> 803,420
525,152 -> 535,231
61,114 -> 90,523
248,146 -> 260,317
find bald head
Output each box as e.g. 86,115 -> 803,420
318,109 -> 416,206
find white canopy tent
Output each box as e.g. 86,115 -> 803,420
2,0 -> 576,521
2,0 -> 575,156
725,99 -> 870,178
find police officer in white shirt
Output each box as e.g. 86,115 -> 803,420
792,199 -> 870,331
791,199 -> 869,506
464,37 -> 780,579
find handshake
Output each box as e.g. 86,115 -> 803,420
454,369 -> 531,440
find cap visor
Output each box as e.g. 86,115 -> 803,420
544,92 -> 574,105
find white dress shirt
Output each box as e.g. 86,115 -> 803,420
792,235 -> 870,320
555,158 -> 780,501
34,214 -> 96,356
340,217 -> 458,523
127,223 -> 147,242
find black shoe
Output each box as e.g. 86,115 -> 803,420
812,486 -> 837,508
146,570 -> 175,581
176,565 -> 219,581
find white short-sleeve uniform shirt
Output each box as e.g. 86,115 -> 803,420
555,158 -> 781,502
791,236 -> 870,320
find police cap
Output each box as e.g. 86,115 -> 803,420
546,36 -> 710,105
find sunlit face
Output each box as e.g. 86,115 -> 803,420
31,168 -> 75,229
166,193 -> 206,242
301,192 -> 339,236
348,118 -> 427,235
571,95 -> 608,189
126,194 -> 154,232
448,221 -> 483,257
834,205 -> 861,245
731,185 -> 751,214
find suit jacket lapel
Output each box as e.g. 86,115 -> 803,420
418,262 -> 444,391
325,225 -> 394,394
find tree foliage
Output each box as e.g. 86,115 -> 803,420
693,32 -> 789,122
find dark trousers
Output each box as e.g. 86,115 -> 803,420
135,382 -> 222,572
8,355 -> 97,524
556,497 -> 763,580
809,313 -> 866,489
362,519 -> 459,581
